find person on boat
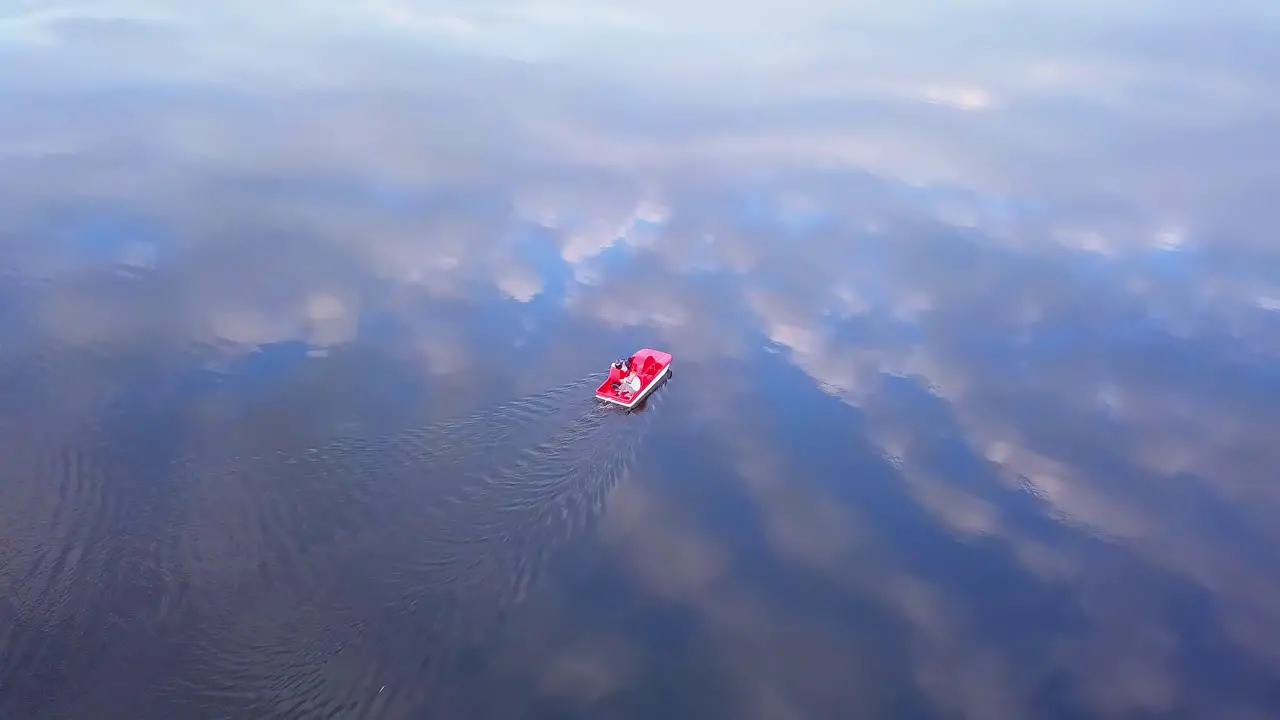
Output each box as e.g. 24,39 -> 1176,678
609,358 -> 641,394
620,372 -> 641,394
609,359 -> 627,391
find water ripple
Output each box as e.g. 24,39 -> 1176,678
159,373 -> 668,718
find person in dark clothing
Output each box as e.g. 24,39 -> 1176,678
609,358 -> 639,393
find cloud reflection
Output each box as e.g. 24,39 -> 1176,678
1,0 -> 1280,717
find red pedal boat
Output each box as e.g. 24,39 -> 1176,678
595,348 -> 672,409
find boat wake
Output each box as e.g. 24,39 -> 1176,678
164,373 -> 667,718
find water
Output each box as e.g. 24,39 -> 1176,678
2,2 -> 1280,718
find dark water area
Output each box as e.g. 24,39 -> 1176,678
3,3 -> 1280,718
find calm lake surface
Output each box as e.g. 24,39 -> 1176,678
3,2 -> 1280,718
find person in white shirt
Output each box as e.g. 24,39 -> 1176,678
610,358 -> 641,394
621,372 -> 641,394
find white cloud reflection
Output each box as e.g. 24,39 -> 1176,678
1,0 -> 1279,717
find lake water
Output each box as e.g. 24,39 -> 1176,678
2,3 -> 1280,718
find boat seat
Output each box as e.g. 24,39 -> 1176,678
641,356 -> 658,378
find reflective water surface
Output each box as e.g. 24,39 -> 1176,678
3,2 -> 1280,718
